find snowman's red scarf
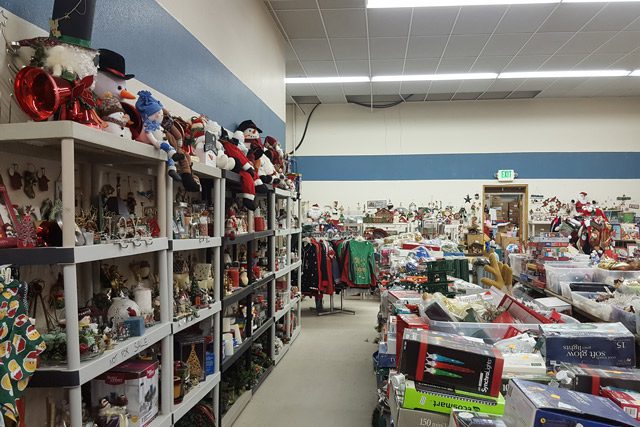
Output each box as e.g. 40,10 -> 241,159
103,115 -> 129,127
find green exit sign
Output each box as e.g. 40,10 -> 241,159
497,169 -> 516,182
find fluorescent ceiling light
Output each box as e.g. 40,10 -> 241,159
372,73 -> 498,82
367,0 -> 559,8
285,76 -> 370,84
366,0 -> 640,7
499,70 -> 630,79
631,70 -> 640,76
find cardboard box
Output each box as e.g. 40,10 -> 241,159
396,314 -> 429,363
466,234 -> 484,247
502,353 -> 546,377
175,335 -> 207,381
500,374 -> 554,398
503,379 -> 639,427
540,323 -> 636,368
390,388 -> 450,427
601,388 -> 640,421
449,410 -> 506,427
91,360 -> 159,427
400,329 -> 504,397
531,296 -> 572,316
403,380 -> 505,416
558,363 -> 640,395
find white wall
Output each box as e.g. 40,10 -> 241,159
287,97 -> 640,211
157,0 -> 286,120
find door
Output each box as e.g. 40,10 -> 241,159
483,184 -> 529,242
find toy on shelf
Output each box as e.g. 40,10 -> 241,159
135,90 -> 185,182
218,129 -> 261,210
162,111 -> 201,192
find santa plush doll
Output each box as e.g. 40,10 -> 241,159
575,192 -> 588,215
236,120 -> 268,193
218,129 -> 259,211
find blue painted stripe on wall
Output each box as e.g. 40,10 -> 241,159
295,152 -> 640,181
0,0 -> 285,142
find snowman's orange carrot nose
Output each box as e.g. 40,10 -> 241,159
120,89 -> 136,99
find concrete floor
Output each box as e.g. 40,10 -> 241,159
233,296 -> 380,427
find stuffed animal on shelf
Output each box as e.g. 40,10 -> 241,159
218,130 -> 259,210
237,120 -> 268,192
161,110 -> 201,192
190,115 -> 217,167
97,93 -> 132,139
94,49 -> 140,138
135,91 -> 185,182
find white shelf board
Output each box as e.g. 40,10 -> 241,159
274,188 -> 294,198
273,344 -> 290,365
289,295 -> 301,309
148,413 -> 172,427
290,260 -> 302,270
172,371 -> 221,422
274,305 -> 290,321
171,237 -> 222,251
173,301 -> 221,333
291,327 -> 301,344
290,228 -> 302,235
0,121 -> 166,162
274,265 -> 290,279
38,322 -> 171,385
221,389 -> 252,427
191,161 -> 223,179
275,229 -> 289,237
74,238 -> 168,263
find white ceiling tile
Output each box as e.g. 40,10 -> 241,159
371,59 -> 404,75
455,79 -> 495,92
596,31 -> 640,55
470,56 -> 511,73
575,53 -> 625,68
556,31 -> 617,55
330,37 -> 369,60
367,8 -> 412,37
625,17 -> 640,31
407,36 -> 448,59
444,35 -> 490,57
318,0 -> 365,9
291,39 -> 333,60
453,5 -> 508,35
609,51 -> 640,69
301,61 -> 338,76
276,10 -> 326,38
482,79 -> 524,92
542,79 -> 587,93
322,9 -> 366,38
539,3 -> 602,33
286,83 -> 315,96
516,78 -> 557,90
317,94 -> 347,104
537,54 -> 588,70
495,4 -> 557,34
342,82 -> 371,95
268,0 -> 317,11
502,55 -> 549,71
403,58 -> 440,74
372,82 -> 402,95
583,4 -> 640,32
336,60 -> 370,75
399,81 -> 429,93
411,8 -> 458,36
436,57 -> 477,73
371,37 -> 408,60
286,61 -> 305,77
428,80 -> 465,93
284,44 -> 298,61
312,83 -> 344,95
520,32 -> 573,55
482,33 -> 531,56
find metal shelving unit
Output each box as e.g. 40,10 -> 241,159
0,122 -> 302,426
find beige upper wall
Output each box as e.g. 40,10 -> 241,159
157,0 -> 286,120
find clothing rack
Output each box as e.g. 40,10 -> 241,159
315,287 -> 355,316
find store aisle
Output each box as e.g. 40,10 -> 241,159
234,297 -> 380,427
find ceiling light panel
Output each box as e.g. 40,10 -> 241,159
498,70 -> 630,78
372,73 -> 498,82
367,0 -> 560,8
285,76 -> 370,84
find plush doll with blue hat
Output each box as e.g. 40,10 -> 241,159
135,90 -> 184,181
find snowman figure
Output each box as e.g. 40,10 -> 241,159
94,49 -> 137,102
97,93 -> 132,139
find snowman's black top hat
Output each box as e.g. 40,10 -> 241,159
98,49 -> 135,80
50,0 -> 96,48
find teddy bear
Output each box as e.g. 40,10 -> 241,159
161,110 -> 201,192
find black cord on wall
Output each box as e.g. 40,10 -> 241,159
290,103 -> 320,154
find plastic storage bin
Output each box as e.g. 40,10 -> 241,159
595,268 -> 640,285
545,265 -> 596,294
427,320 -> 539,343
610,305 -> 636,333
509,253 -> 529,277
570,291 -> 613,321
560,282 -> 614,300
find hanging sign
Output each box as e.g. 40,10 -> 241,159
496,169 -> 516,182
